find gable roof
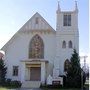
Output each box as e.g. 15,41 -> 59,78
1,12 -> 55,51
19,12 -> 55,32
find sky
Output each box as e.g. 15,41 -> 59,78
0,0 -> 89,57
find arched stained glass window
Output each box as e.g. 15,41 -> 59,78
68,41 -> 72,48
62,41 -> 66,48
29,34 -> 44,59
64,59 -> 70,72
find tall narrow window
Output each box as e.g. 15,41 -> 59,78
64,59 -> 70,72
13,66 -> 18,76
35,17 -> 39,24
63,14 -> 71,26
68,15 -> 71,26
68,41 -> 72,48
62,41 -> 66,48
63,15 -> 67,26
29,34 -> 44,59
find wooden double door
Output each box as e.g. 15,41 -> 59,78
30,67 -> 41,81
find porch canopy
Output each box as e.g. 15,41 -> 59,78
20,59 -> 48,84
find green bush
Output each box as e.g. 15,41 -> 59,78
66,49 -> 82,88
62,75 -> 66,87
10,80 -> 22,88
4,79 -> 12,86
2,79 -> 22,88
0,58 -> 7,86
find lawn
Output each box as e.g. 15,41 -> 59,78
0,87 -> 17,90
0,87 -> 8,90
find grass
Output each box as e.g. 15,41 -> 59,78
0,87 -> 8,90
0,86 -> 19,90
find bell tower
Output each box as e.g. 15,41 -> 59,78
56,1 -> 78,31
54,1 -> 79,76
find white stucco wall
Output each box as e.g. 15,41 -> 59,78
4,31 -> 56,81
55,10 -> 79,75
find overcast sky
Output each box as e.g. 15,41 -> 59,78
0,0 -> 89,56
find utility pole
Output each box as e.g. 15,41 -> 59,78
80,55 -> 88,90
80,56 -> 88,72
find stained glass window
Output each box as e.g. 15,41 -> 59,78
29,34 -> 44,59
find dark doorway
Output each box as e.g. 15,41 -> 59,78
30,67 -> 41,81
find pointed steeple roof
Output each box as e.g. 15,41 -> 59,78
58,1 -> 60,11
57,1 -> 61,13
75,1 -> 78,12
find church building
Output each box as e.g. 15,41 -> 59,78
1,2 -> 79,88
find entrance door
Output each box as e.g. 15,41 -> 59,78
30,67 -> 41,81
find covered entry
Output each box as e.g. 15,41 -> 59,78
21,59 -> 48,84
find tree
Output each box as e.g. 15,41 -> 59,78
66,49 -> 85,88
0,58 -> 7,86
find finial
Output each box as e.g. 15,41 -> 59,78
57,1 -> 61,11
75,1 -> 78,11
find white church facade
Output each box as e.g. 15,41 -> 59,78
1,2 -> 79,88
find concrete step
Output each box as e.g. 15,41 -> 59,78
22,81 -> 41,88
